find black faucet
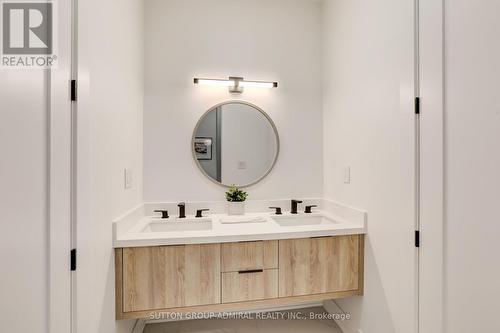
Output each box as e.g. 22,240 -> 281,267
304,205 -> 318,214
178,202 -> 186,218
154,210 -> 169,219
291,199 -> 303,214
195,209 -> 210,218
269,207 -> 282,215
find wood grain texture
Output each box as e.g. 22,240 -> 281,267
115,235 -> 365,320
278,235 -> 360,297
221,240 -> 278,272
222,269 -> 278,303
115,248 -> 124,320
122,244 -> 220,312
357,235 -> 365,295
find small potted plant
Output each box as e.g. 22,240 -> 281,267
225,185 -> 248,215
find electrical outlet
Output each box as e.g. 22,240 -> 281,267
124,169 -> 132,189
344,166 -> 351,184
238,161 -> 247,170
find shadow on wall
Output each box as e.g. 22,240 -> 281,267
99,254 -> 136,333
338,237 -> 396,333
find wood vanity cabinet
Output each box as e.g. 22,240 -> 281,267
221,241 -> 279,303
279,235 -> 361,297
222,269 -> 279,303
115,235 -> 364,320
221,240 -> 278,272
119,244 -> 220,313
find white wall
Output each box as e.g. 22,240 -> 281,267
0,64 -> 50,333
77,0 -> 144,332
443,1 -> 500,331
143,0 -> 323,201
322,1 -> 416,332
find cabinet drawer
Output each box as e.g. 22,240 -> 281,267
221,240 -> 278,272
222,269 -> 278,303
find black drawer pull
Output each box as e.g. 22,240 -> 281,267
238,269 -> 263,274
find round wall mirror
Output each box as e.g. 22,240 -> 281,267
192,101 -> 279,187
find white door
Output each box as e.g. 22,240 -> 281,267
420,1 -> 500,333
0,0 -> 73,332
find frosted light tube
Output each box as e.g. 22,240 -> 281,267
194,78 -> 235,87
193,77 -> 278,93
239,81 -> 278,88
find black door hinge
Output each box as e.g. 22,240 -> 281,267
415,230 -> 420,248
415,97 -> 420,115
70,249 -> 77,271
71,80 -> 77,102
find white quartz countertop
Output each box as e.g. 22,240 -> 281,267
113,210 -> 366,248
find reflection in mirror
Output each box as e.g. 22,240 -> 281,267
193,102 -> 279,187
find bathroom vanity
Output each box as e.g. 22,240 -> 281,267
114,202 -> 366,320
113,101 -> 366,320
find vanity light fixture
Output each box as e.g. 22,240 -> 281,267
193,76 -> 278,93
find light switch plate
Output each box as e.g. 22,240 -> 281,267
124,169 -> 132,189
344,166 -> 351,184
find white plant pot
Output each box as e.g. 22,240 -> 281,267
227,201 -> 246,215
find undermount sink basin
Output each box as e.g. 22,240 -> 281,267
271,214 -> 338,227
142,218 -> 212,233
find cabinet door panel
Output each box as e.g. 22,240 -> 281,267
122,244 -> 220,312
279,236 -> 360,297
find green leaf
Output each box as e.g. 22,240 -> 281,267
225,185 -> 248,202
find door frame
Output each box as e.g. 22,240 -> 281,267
418,0 -> 445,332
48,0 -> 75,332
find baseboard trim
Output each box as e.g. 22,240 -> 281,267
131,319 -> 146,333
322,300 -> 352,333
